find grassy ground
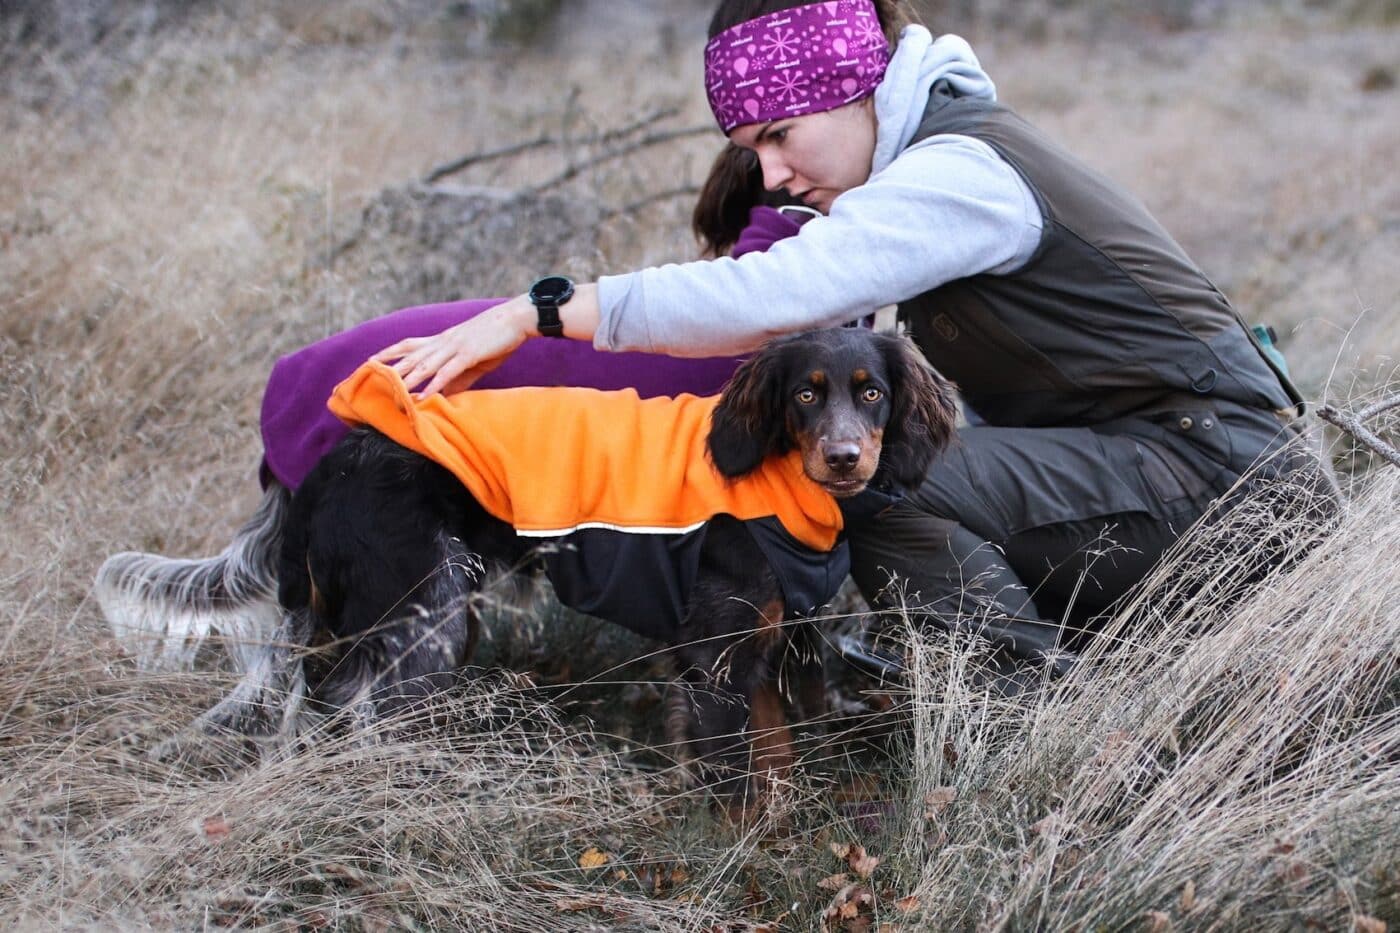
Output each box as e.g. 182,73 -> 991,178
2,1 -> 1398,928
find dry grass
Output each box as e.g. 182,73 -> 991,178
2,1 -> 1398,928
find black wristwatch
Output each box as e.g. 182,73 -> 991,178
528,275 -> 575,338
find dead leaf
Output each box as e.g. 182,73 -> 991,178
1354,915 -> 1386,933
830,841 -> 852,860
1180,880 -> 1196,913
669,864 -> 690,885
1145,909 -> 1172,932
818,872 -> 851,891
895,894 -> 921,913
201,815 -> 231,843
923,786 -> 956,819
1054,846 -> 1084,873
577,847 -> 610,870
822,883 -> 876,933
847,844 -> 880,879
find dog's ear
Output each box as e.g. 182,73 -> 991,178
878,334 -> 959,489
708,344 -> 792,478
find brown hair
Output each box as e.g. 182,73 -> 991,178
692,0 -> 914,254
692,144 -> 763,258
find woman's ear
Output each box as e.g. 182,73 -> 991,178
707,347 -> 791,478
878,335 -> 959,489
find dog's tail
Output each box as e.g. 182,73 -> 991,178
94,482 -> 289,674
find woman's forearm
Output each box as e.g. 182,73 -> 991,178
372,282 -> 602,397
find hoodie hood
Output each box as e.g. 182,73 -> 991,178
871,26 -> 996,176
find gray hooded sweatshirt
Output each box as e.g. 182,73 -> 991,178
595,26 -> 1043,357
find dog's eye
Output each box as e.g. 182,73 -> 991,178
861,387 -> 884,403
795,388 -> 818,405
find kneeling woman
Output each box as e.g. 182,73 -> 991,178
371,0 -> 1339,669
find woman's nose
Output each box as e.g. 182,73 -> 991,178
757,150 -> 793,191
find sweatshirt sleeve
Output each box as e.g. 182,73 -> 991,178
595,134 -> 1043,357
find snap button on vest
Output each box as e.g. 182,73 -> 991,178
1202,417 -> 1215,430
1179,416 -> 1195,431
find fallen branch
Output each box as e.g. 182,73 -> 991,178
424,135 -> 555,183
1317,395 -> 1400,469
527,124 -> 714,194
423,105 -> 689,184
600,185 -> 703,221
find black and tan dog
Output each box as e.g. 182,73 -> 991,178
98,327 -> 956,812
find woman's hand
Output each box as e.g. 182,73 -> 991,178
371,283 -> 602,397
373,294 -> 535,397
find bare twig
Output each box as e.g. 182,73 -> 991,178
422,105 -> 688,184
528,125 -> 714,194
599,185 -> 703,221
1318,394 -> 1400,468
424,135 -> 555,183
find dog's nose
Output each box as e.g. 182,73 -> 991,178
823,442 -> 861,473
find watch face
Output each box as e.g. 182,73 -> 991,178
530,275 -> 574,305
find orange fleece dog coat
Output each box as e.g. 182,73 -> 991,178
327,361 -> 845,552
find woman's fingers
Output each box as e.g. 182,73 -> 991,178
371,336 -> 425,362
368,296 -> 533,398
419,357 -> 471,398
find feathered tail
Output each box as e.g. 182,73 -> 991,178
95,483 -> 288,672
95,482 -> 307,746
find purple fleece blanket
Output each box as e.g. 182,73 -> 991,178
259,206 -> 806,490
261,299 -> 743,489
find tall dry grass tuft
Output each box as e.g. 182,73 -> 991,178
868,464 -> 1399,930
2,445 -> 1394,928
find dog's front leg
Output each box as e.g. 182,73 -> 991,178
673,522 -> 795,820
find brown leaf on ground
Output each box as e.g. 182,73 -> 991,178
923,786 -> 956,818
577,846 -> 610,870
1354,915 -> 1386,933
1145,909 -> 1172,931
1180,880 -> 1196,913
201,815 -> 230,843
818,872 -> 851,891
846,844 -> 880,879
821,883 -> 875,933
830,841 -> 852,861
895,894 -> 921,913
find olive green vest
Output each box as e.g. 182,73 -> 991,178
897,83 -> 1302,425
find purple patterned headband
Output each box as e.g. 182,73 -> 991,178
704,1 -> 892,134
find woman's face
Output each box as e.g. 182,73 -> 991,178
728,99 -> 877,215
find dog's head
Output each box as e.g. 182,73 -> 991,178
708,328 -> 958,497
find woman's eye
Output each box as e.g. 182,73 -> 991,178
796,388 -> 817,404
771,127 -> 788,143
862,387 -> 883,403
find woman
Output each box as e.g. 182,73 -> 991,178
364,0 -> 1336,670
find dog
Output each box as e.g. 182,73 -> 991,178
97,327 -> 956,812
